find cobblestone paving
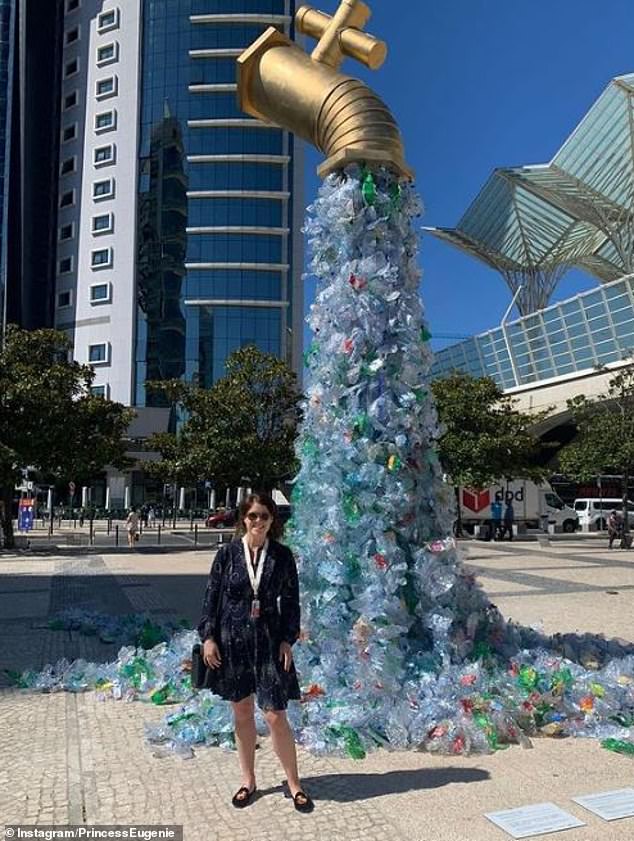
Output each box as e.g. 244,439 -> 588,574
4,545 -> 634,840
0,552 -> 405,840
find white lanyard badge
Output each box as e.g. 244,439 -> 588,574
242,536 -> 269,618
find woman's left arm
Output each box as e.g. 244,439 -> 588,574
280,547 -> 300,645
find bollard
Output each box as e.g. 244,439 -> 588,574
194,524 -> 198,547
107,518 -> 111,535
115,525 -> 119,547
158,524 -> 161,545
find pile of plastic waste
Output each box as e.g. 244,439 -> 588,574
11,168 -> 634,761
44,608 -> 190,649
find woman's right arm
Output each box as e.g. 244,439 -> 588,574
197,546 -> 227,642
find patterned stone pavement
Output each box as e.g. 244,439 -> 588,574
2,542 -> 634,840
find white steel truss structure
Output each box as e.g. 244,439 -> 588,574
427,72 -> 634,315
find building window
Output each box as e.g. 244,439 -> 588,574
59,189 -> 75,208
65,27 -> 79,45
57,290 -> 72,308
97,9 -> 119,33
91,248 -> 112,269
64,58 -> 79,78
63,90 -> 78,110
90,283 -> 111,304
59,223 -> 74,241
91,385 -> 107,398
95,109 -> 116,132
60,156 -> 76,175
96,76 -> 117,100
97,42 -> 118,66
92,178 -> 114,200
62,123 -> 77,143
58,256 -> 74,275
94,144 -> 115,166
65,0 -> 80,12
88,343 -> 108,364
92,213 -> 114,234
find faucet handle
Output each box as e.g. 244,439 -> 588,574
296,2 -> 387,71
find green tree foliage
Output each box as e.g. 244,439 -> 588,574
0,326 -> 134,547
431,372 -> 550,533
147,345 -> 302,492
559,362 -> 634,532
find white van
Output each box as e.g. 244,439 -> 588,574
460,480 -> 578,534
574,498 -> 634,531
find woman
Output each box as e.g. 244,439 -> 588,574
125,507 -> 139,548
198,492 -> 313,813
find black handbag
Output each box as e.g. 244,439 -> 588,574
191,642 -> 215,689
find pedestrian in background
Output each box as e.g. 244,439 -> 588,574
501,502 -> 515,541
125,507 -> 140,548
608,510 -> 621,549
490,499 -> 503,541
147,506 -> 156,528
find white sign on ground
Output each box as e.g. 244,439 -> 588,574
485,802 -> 586,839
572,788 -> 634,821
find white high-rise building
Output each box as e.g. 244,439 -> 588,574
54,0 -> 303,409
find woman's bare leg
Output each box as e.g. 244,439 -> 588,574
232,696 -> 257,795
263,709 -> 302,796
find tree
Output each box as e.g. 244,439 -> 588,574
0,326 -> 134,547
147,345 -> 302,493
559,362 -> 634,535
431,372 -> 551,533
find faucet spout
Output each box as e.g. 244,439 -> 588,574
237,27 -> 413,180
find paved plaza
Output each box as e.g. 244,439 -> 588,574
2,539 -> 634,840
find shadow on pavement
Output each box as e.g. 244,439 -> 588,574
261,767 -> 490,802
0,564 -> 207,678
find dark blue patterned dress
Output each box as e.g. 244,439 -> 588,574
197,538 -> 301,710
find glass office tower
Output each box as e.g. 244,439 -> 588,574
0,0 -> 13,334
135,0 -> 302,404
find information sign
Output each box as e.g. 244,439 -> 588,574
572,788 -> 634,822
18,498 -> 35,532
485,803 -> 585,839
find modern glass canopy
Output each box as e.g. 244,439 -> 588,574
426,72 -> 634,315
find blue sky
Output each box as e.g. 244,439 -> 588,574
301,0 -> 634,352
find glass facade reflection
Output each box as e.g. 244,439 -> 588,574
135,0 -> 297,404
432,275 -> 634,390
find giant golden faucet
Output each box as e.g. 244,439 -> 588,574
237,0 -> 413,180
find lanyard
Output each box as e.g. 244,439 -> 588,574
241,536 -> 269,599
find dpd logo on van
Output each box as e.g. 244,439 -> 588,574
463,488 -> 490,512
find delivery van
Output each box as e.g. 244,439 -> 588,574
459,480 -> 578,535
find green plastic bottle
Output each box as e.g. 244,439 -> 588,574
361,171 -> 377,206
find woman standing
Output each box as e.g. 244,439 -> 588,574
198,492 -> 313,812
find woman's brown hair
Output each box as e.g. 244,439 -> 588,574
234,492 -> 283,540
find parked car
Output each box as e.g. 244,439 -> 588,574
206,508 -> 237,528
574,498 -> 634,531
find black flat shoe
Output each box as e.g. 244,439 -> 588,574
232,785 -> 257,808
292,790 -> 314,813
